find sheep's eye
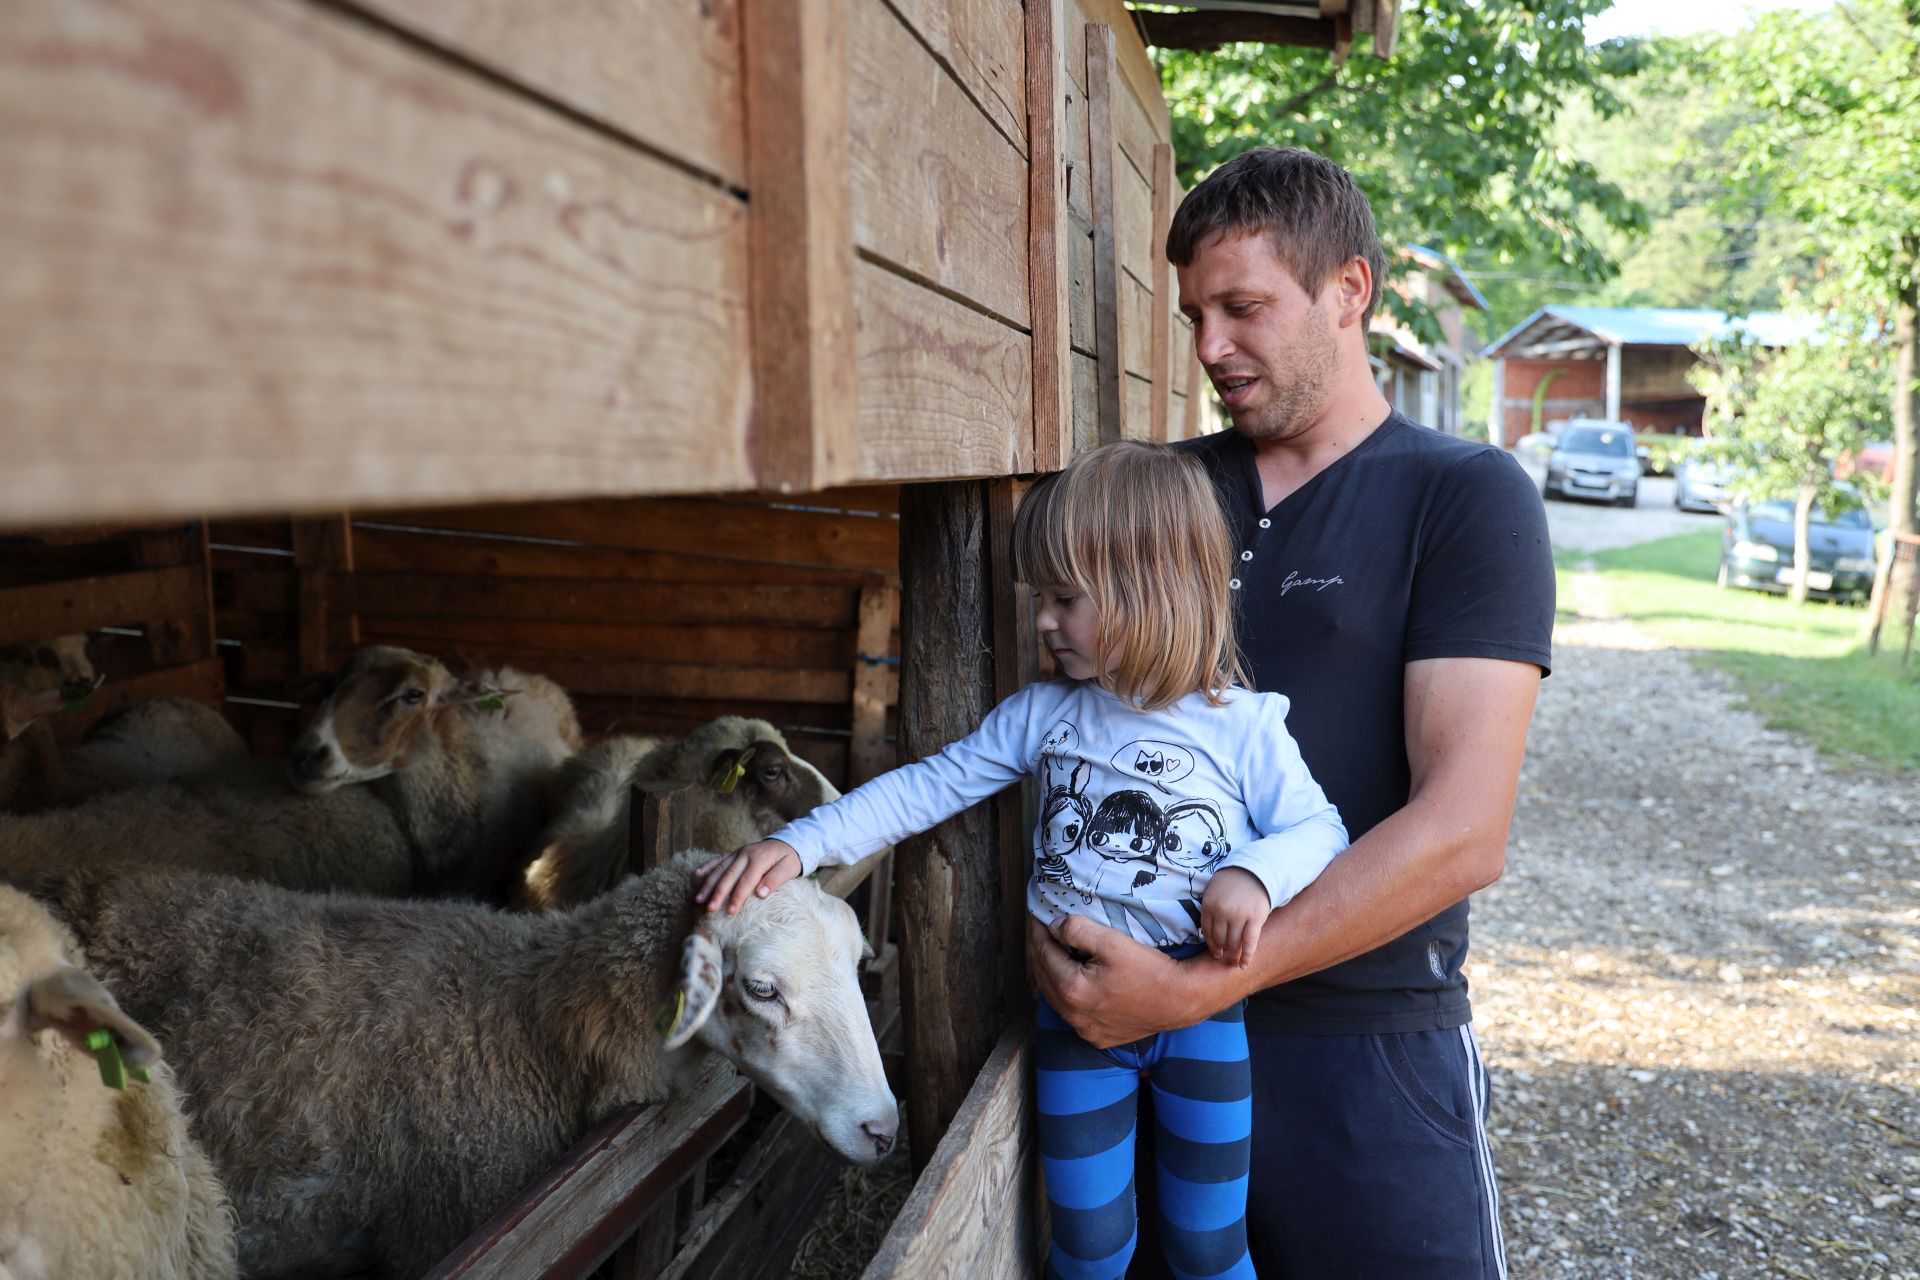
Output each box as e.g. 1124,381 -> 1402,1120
759,765 -> 785,783
743,978 -> 778,1002
400,687 -> 426,707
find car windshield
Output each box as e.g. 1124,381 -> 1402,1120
1749,499 -> 1872,529
1560,426 -> 1632,456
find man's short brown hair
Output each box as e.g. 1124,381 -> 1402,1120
1167,148 -> 1387,326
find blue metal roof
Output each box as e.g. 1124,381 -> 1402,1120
1405,244 -> 1489,312
1485,306 -> 1822,357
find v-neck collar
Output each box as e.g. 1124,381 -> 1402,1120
1232,411 -> 1405,521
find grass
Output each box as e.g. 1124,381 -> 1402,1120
1556,530 -> 1920,773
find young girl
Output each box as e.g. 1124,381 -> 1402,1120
696,440 -> 1347,1280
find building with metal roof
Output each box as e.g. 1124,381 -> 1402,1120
1481,306 -> 1821,447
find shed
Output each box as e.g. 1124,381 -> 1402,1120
0,0 -> 1401,1275
1482,305 -> 1820,446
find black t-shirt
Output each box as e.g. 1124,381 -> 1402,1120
1181,412 -> 1554,1034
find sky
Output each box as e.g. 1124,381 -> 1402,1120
1584,0 -> 1834,42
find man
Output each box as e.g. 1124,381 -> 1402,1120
1028,148 -> 1554,1277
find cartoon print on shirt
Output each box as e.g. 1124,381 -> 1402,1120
1034,720 -> 1080,769
1085,789 -> 1170,944
1034,758 -> 1094,919
1108,740 -> 1196,794
1162,799 -> 1231,928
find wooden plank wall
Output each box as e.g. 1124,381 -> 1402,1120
208,489 -> 902,784
0,525 -> 225,740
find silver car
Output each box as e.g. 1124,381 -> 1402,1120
1544,420 -> 1640,507
1673,458 -> 1731,513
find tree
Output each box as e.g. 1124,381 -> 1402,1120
1713,0 -> 1920,624
1691,328 -> 1888,604
1156,0 -> 1647,345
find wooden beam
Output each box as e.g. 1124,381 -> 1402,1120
1084,25 -> 1124,445
861,1026 -> 1038,1279
1149,142 -> 1176,444
0,567 -> 201,647
1133,10 -> 1337,52
895,482 -> 1011,1172
291,517 -> 356,676
129,523 -> 218,668
850,585 -> 898,785
744,0 -> 859,493
424,1058 -> 750,1280
1373,0 -> 1401,58
1028,0 -> 1074,473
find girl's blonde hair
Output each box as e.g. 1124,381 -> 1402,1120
1011,441 -> 1250,713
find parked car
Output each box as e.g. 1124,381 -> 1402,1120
1543,420 -> 1640,506
1672,458 -> 1732,513
1717,493 -> 1878,603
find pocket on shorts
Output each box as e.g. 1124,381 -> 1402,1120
1370,1031 -> 1476,1150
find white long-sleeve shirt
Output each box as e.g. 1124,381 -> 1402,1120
769,680 -> 1348,948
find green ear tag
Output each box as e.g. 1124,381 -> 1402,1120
471,695 -> 506,712
59,680 -> 96,714
653,990 -> 687,1040
85,1028 -> 150,1089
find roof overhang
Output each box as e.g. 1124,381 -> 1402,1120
1130,1 -> 1402,61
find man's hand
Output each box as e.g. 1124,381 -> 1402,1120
693,839 -> 802,914
1027,915 -> 1245,1049
1201,868 -> 1269,968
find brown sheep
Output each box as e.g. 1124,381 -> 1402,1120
519,717 -> 838,911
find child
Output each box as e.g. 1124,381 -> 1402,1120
696,440 -> 1347,1280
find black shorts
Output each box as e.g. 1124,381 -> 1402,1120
1132,1023 -> 1507,1278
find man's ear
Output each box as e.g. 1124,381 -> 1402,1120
1334,255 -> 1374,329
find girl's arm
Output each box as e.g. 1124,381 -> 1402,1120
695,687 -> 1043,910
1219,696 -> 1350,911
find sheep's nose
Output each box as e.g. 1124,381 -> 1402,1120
863,1116 -> 898,1157
290,744 -> 331,779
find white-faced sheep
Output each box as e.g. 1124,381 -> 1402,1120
2,694 -> 249,815
0,885 -> 236,1280
0,633 -> 94,693
0,646 -> 581,899
35,852 -> 897,1279
519,717 -> 839,911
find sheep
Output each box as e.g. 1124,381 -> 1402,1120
519,717 -> 839,911
1,695 -> 249,815
34,851 -> 897,1280
0,884 -> 236,1280
0,633 -> 94,693
0,646 -> 581,899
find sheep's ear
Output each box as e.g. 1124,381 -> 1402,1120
707,746 -> 759,796
656,926 -> 725,1051
27,966 -> 163,1069
2,685 -> 64,740
441,679 -> 513,711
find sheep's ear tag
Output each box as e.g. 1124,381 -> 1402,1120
709,750 -> 751,797
471,694 -> 506,712
85,1028 -> 149,1091
652,990 -> 687,1042
59,676 -> 101,714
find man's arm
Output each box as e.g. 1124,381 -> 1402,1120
1030,656 -> 1539,1049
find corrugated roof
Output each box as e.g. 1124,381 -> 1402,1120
1485,306 -> 1822,358
1405,245 -> 1489,312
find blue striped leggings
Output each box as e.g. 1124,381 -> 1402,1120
1036,997 -> 1255,1280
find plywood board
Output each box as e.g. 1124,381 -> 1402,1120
850,0 -> 1029,329
349,0 -> 747,187
0,0 -> 753,525
854,264 -> 1032,481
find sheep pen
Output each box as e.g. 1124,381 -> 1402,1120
32,851 -> 897,1279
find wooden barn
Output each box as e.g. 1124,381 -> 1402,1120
0,1 -> 1400,1275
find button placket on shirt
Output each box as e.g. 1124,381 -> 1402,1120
1231,517 -> 1273,592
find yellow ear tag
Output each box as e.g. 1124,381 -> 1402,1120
653,989 -> 687,1040
710,746 -> 756,796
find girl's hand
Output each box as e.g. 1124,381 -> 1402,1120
1200,867 -> 1269,969
693,839 -> 802,914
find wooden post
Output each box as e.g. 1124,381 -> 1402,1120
896,481 -> 1011,1170
743,0 -> 858,493
1149,142 -> 1175,443
130,521 -> 218,673
989,481 -> 1039,1022
290,516 -> 357,676
850,584 -> 897,955
1028,0 -> 1073,472
1084,25 -> 1123,445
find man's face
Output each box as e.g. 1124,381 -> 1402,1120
1177,230 -> 1341,442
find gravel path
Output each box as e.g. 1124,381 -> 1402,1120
1477,567 -> 1920,1279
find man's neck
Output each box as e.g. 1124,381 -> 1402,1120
1249,375 -> 1392,510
